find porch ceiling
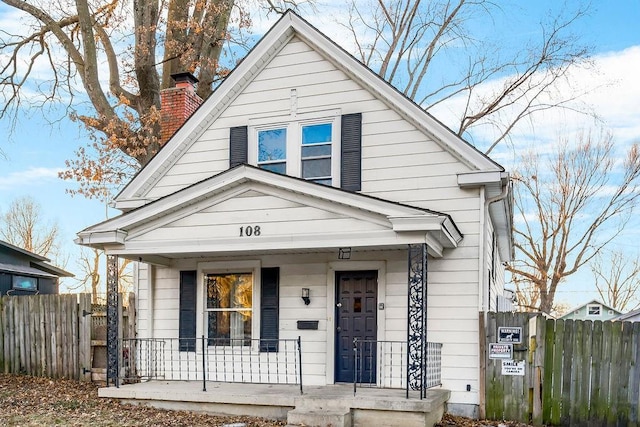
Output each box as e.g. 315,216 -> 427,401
110,244 -> 414,266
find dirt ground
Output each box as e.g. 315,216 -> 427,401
0,373 -> 534,426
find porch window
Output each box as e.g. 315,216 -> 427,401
206,273 -> 253,346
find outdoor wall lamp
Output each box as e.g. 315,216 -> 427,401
301,288 -> 311,305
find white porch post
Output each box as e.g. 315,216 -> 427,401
407,243 -> 428,398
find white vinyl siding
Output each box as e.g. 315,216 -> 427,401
129,34 -> 490,409
149,37 -> 471,207
128,191 -> 392,246
137,248 -> 480,403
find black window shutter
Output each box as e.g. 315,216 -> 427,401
260,267 -> 280,352
341,113 -> 362,191
229,126 -> 248,168
179,270 -> 197,351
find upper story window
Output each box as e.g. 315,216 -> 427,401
249,110 -> 340,186
258,128 -> 287,173
301,123 -> 333,185
587,304 -> 601,316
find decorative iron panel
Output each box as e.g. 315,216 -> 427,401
106,254 -> 119,387
407,244 -> 427,397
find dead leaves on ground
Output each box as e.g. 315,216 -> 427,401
0,374 -> 285,426
0,374 -> 537,426
437,413 -> 538,427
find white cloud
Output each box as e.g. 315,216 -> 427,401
0,167 -> 63,190
430,46 -> 640,159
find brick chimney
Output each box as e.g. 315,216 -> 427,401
160,72 -> 203,143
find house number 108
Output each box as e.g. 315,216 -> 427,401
239,225 -> 261,237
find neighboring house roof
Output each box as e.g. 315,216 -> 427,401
615,308 -> 640,322
0,240 -> 74,278
77,165 -> 463,262
0,262 -> 58,278
115,10 -> 506,207
559,299 -> 622,319
31,261 -> 74,278
0,239 -> 49,262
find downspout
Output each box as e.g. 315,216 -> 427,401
485,181 -> 510,205
479,178 -> 510,419
483,180 -> 510,312
478,187 -> 486,313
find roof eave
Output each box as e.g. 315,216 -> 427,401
75,230 -> 128,248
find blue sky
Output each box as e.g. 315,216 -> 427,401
0,0 -> 639,307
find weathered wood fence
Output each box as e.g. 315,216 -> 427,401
483,312 -> 640,426
0,294 -> 91,380
0,293 -> 135,382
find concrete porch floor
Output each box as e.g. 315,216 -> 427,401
99,381 -> 450,427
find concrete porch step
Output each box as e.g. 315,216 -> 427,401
286,408 -> 351,427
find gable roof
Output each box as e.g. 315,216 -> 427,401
115,10 -> 504,206
560,299 -> 623,318
78,165 -> 463,262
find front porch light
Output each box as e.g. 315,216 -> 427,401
301,288 -> 311,305
338,247 -> 351,259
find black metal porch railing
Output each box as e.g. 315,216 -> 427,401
352,339 -> 442,397
119,336 -> 303,394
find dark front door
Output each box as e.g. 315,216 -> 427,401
335,270 -> 378,383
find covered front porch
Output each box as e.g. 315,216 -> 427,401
99,380 -> 450,427
77,167 -> 463,425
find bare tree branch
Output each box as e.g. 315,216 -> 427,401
0,196 -> 60,259
507,130 -> 640,313
1,0 -> 307,199
340,0 -> 593,154
591,250 -> 640,312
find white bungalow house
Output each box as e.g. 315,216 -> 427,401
76,11 -> 512,422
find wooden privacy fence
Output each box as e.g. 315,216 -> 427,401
0,294 -> 91,380
0,293 -> 135,382
483,312 -> 640,426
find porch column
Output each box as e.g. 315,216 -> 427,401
106,254 -> 119,387
407,243 -> 427,397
